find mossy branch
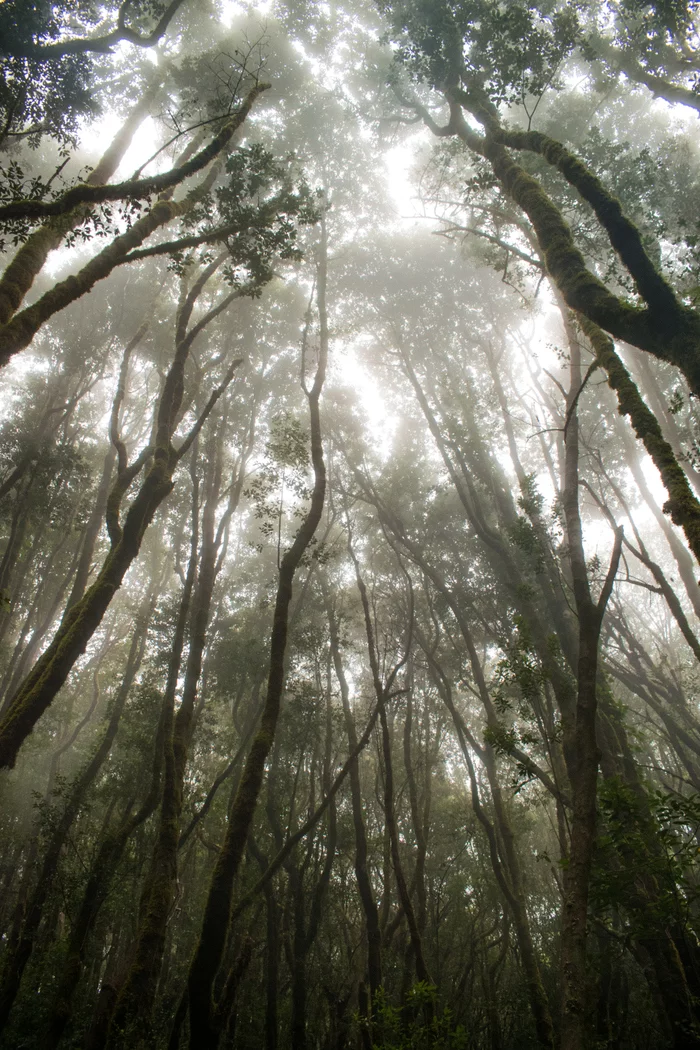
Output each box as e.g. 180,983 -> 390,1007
580,315 -> 700,568
0,198 -> 190,368
420,89 -> 700,395
497,127 -> 679,316
0,84 -> 161,327
483,135 -> 700,393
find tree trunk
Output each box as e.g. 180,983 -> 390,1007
185,214 -> 329,1049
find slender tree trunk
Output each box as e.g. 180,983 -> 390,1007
287,675 -> 337,1050
402,685 -> 428,935
105,455 -> 202,1048
185,215 -> 329,1049
325,594 -> 383,1001
0,585 -> 156,1037
0,275 -> 241,768
245,841 -> 280,1050
596,704 -> 700,1046
559,307 -> 622,1050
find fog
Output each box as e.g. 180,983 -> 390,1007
1,2 -> 700,1048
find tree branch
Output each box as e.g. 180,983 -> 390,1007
0,82 -> 269,225
3,0 -> 188,59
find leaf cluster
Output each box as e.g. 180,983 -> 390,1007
178,147 -> 319,289
364,984 -> 468,1050
381,0 -> 580,104
592,777 -> 700,937
0,0 -> 107,143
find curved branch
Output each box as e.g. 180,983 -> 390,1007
422,87 -> 700,395
495,125 -> 679,317
0,82 -> 269,225
0,197 -> 189,368
229,697 -> 382,925
586,34 -> 700,115
2,0 -> 188,59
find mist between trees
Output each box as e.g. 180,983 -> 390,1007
2,1 -> 700,1048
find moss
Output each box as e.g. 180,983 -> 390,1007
0,224 -> 69,326
0,200 -> 188,367
465,132 -> 700,394
503,128 -> 680,315
435,90 -> 700,391
580,316 -> 700,566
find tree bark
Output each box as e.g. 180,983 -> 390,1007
559,306 -> 622,1050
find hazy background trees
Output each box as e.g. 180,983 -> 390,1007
1,2 -> 700,1049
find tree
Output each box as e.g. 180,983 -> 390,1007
0,0 -> 188,147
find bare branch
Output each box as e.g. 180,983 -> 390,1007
175,358 -> 244,462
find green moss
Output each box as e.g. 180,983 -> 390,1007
581,316 -> 700,566
0,199 -> 187,367
460,128 -> 700,394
